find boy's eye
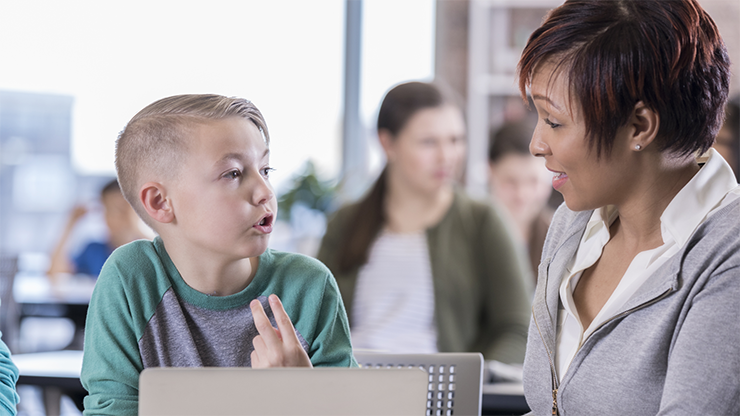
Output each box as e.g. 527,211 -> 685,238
261,167 -> 275,178
224,170 -> 242,180
544,118 -> 561,129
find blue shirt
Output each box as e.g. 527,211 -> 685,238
74,242 -> 113,276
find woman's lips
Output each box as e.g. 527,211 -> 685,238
551,171 -> 568,190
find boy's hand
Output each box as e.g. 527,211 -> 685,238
250,294 -> 313,368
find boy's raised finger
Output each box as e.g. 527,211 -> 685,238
267,294 -> 300,345
250,299 -> 281,346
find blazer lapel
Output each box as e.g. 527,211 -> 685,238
532,210 -> 591,359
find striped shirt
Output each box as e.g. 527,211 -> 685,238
350,230 -> 438,353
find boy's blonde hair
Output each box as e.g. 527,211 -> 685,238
115,94 -> 269,226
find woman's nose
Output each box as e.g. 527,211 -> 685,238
529,127 -> 550,158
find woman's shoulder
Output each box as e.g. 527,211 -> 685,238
325,201 -> 362,225
449,188 -> 499,219
689,196 -> 740,258
446,189 -> 518,235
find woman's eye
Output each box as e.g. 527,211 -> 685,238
544,118 -> 561,129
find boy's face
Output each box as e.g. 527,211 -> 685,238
169,116 -> 276,261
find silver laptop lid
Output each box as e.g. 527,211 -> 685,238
139,367 -> 428,416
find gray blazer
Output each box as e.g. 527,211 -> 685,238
524,199 -> 740,415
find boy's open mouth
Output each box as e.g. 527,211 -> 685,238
255,213 -> 274,228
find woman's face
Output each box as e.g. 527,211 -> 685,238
529,62 -> 637,211
382,104 -> 466,195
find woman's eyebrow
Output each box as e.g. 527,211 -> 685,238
532,94 -> 564,112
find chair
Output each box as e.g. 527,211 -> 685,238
353,352 -> 484,416
0,254 -> 20,353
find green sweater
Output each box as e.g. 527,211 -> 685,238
82,237 -> 356,416
0,333 -> 18,416
317,189 -> 532,364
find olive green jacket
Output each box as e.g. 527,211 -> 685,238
317,189 -> 532,364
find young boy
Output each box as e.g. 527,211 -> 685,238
81,94 -> 356,415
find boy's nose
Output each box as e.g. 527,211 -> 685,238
250,177 -> 274,206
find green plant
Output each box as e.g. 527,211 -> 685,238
277,161 -> 338,222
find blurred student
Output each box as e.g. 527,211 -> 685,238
714,98 -> 739,180
317,81 -> 531,364
0,331 -> 19,415
47,179 -> 148,277
81,94 -> 355,415
488,120 -> 554,283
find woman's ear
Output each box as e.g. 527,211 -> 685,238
139,182 -> 175,224
629,101 -> 660,151
378,129 -> 396,161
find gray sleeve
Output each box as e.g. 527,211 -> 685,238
656,264 -> 740,415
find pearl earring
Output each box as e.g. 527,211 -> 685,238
635,144 -> 642,151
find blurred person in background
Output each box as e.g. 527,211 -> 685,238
317,81 -> 531,364
47,179 -> 149,278
488,120 -> 554,284
714,97 -> 739,180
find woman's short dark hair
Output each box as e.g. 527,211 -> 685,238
517,0 -> 731,158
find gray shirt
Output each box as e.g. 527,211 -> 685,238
524,198 -> 740,415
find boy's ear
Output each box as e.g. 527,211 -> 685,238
139,182 -> 175,224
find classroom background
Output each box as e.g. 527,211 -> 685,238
0,1 -> 738,415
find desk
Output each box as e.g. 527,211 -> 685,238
11,350 -> 529,416
482,383 -> 529,415
13,350 -> 84,416
14,273 -> 95,305
14,273 -> 95,350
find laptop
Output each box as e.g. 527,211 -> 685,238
139,367 -> 428,416
353,352 -> 485,416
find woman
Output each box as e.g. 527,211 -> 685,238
517,0 -> 739,414
317,81 -> 531,364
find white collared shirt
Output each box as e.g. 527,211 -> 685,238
555,149 -> 740,381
